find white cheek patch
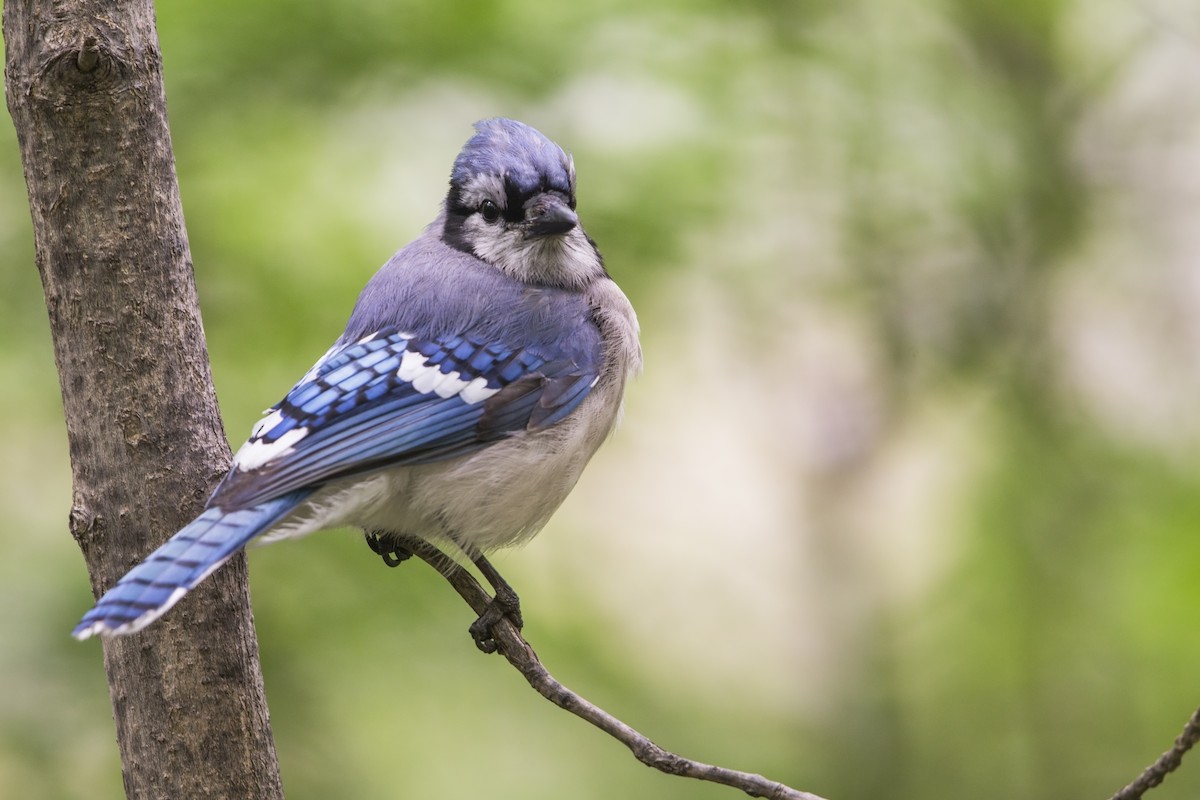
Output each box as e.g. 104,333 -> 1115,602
234,426 -> 309,471
469,225 -> 602,291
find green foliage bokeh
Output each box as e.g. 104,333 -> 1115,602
3,2 -> 1200,799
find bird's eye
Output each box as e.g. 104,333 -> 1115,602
479,200 -> 500,223
567,197 -> 577,211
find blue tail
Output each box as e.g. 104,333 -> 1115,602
73,490 -> 311,639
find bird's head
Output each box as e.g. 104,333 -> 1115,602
442,118 -> 605,290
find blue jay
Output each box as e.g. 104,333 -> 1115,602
73,118 -> 641,651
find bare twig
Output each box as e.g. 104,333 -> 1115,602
1109,705 -> 1200,800
407,542 -> 826,800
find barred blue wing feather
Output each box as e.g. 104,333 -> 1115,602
211,329 -> 601,508
72,490 -> 312,639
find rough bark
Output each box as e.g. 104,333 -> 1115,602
3,2 -> 285,798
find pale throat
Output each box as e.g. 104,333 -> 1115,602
477,228 -> 601,290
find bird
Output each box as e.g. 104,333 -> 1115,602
73,118 -> 642,651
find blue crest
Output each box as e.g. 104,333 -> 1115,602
451,118 -> 573,197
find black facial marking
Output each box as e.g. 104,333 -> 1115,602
503,179 -> 526,224
442,211 -> 474,255
442,166 -> 580,256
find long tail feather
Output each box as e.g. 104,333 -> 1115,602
72,490 -> 310,639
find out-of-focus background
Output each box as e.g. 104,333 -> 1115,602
4,1 -> 1200,798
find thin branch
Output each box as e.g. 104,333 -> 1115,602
407,542 -> 826,800
1109,705 -> 1200,800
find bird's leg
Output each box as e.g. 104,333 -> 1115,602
465,551 -> 524,654
363,530 -> 415,568
365,530 -> 522,654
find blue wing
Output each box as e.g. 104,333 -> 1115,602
211,329 -> 599,509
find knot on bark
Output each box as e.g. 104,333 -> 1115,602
33,30 -> 141,100
69,503 -> 100,548
49,33 -> 122,88
76,36 -> 100,73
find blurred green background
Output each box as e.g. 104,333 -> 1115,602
4,1 -> 1200,798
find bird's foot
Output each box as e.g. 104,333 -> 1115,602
367,534 -> 524,653
364,531 -> 413,568
468,579 -> 523,654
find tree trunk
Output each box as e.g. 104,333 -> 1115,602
3,2 -> 285,798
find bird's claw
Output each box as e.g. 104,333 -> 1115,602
468,582 -> 523,654
364,532 -> 412,568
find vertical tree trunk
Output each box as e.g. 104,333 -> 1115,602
3,2 -> 285,798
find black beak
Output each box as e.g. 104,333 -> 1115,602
525,195 -> 578,238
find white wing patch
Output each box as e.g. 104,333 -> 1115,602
398,349 -> 500,404
461,376 -> 497,404
234,425 -> 310,471
429,371 -> 470,398
250,407 -> 285,439
397,349 -> 428,383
